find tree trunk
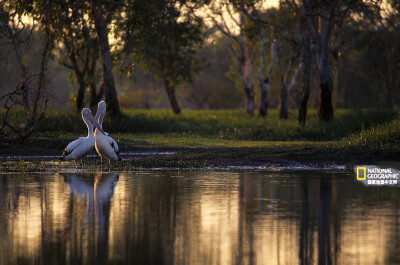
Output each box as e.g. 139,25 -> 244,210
244,83 -> 255,116
277,39 -> 290,120
258,35 -> 278,117
91,0 -> 120,116
165,79 -> 181,114
287,63 -> 303,100
88,58 -> 100,107
317,5 -> 335,122
75,74 -> 86,111
318,74 -> 334,121
279,82 -> 288,119
259,80 -> 269,116
299,17 -> 311,127
240,12 -> 254,116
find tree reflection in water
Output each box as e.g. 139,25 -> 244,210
0,171 -> 399,265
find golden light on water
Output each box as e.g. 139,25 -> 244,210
1,173 -> 399,264
10,194 -> 42,257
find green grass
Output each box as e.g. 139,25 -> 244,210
37,108 -> 398,141
1,108 -> 400,161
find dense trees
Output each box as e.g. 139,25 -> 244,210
1,0 -> 399,125
118,0 -> 204,114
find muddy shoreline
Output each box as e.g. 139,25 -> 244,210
1,146 -> 398,172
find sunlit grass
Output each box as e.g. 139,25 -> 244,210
38,108 -> 399,141
2,108 -> 400,160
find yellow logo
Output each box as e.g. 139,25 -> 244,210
357,167 -> 367,180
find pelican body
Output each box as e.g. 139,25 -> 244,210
60,108 -> 105,167
94,101 -> 122,164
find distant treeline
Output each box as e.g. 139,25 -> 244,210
0,0 -> 399,125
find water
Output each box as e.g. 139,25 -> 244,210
0,170 -> 399,265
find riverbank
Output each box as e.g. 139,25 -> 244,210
1,108 -> 399,172
1,135 -> 398,172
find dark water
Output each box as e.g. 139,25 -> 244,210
0,171 -> 399,265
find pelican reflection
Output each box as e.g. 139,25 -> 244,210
63,172 -> 119,264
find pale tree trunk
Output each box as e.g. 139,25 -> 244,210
277,39 -> 291,120
317,4 -> 336,121
164,79 -> 181,114
91,0 -> 121,116
88,57 -> 103,108
243,81 -> 255,116
278,58 -> 289,119
258,32 -> 278,117
279,80 -> 289,119
299,16 -> 311,127
240,12 -> 255,116
301,0 -> 337,122
280,61 -> 304,120
287,63 -> 303,99
75,74 -> 86,111
278,48 -> 303,119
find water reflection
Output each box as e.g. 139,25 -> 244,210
63,172 -> 118,264
0,171 -> 399,265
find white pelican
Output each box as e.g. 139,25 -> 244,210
60,108 -> 105,168
94,101 -> 122,165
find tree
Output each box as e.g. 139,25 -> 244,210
241,3 -> 302,119
298,15 -> 311,126
57,1 -> 102,111
209,0 -> 257,115
0,0 -> 54,142
301,0 -> 384,121
91,0 -> 121,116
258,30 -> 277,116
118,0 -> 204,114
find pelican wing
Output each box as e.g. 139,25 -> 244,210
61,137 -> 85,157
107,134 -> 119,154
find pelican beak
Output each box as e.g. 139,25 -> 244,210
96,104 -> 106,121
88,114 -> 106,135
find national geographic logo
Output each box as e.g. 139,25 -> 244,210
355,166 -> 400,186
356,167 -> 366,180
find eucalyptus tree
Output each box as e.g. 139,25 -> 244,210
242,3 -> 303,119
91,0 -> 121,116
56,1 -> 101,111
209,0 -> 257,116
241,7 -> 278,117
3,0 -> 122,115
117,0 -> 204,114
59,0 -> 122,115
300,0 -> 382,121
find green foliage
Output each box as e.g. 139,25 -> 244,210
119,0 -> 204,87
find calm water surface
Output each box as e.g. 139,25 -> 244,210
0,171 -> 399,265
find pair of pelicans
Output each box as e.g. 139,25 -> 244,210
60,101 -> 122,168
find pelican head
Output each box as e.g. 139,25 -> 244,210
95,101 -> 107,124
82,108 -> 106,135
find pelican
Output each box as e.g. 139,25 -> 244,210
60,108 -> 105,168
94,101 -> 122,166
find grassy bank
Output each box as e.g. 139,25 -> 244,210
36,108 -> 399,141
1,108 -> 400,164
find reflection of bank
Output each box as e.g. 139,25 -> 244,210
63,172 -> 119,264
